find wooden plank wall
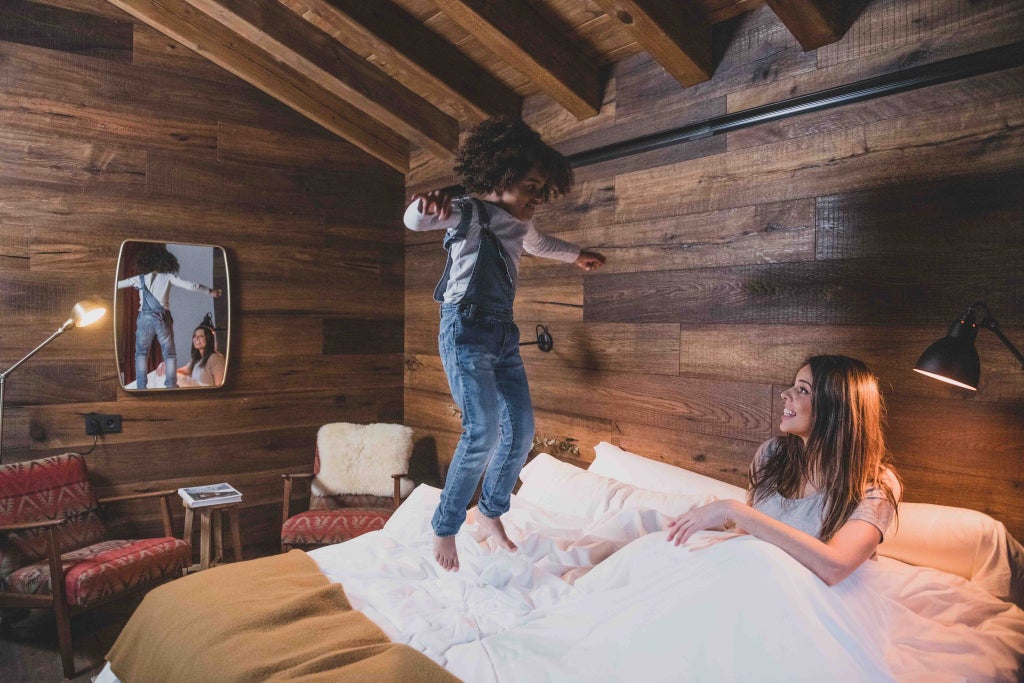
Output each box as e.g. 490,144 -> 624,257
0,0 -> 406,554
405,0 -> 1024,539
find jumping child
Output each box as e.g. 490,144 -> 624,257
405,118 -> 606,571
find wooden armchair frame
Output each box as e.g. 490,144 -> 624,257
0,489 -> 179,679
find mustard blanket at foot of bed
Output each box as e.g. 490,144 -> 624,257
106,549 -> 460,682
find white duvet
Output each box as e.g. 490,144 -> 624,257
311,486 -> 1024,682
98,485 -> 1024,682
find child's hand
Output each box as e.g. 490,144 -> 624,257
575,250 -> 606,271
411,190 -> 453,220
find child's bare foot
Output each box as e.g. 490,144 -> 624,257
476,513 -> 517,552
434,534 -> 459,572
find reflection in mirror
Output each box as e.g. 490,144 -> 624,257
114,240 -> 230,391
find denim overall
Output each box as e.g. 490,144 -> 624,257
432,198 -> 535,537
135,275 -> 177,389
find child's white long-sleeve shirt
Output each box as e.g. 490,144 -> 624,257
117,272 -> 214,310
404,198 -> 580,304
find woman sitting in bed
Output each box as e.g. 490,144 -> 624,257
668,354 -> 901,586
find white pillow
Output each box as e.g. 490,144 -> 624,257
878,501 -> 1024,606
518,453 -> 626,519
589,442 -> 747,502
519,452 -> 718,522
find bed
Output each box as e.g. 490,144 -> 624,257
97,442 -> 1024,682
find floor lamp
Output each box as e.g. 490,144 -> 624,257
0,300 -> 106,463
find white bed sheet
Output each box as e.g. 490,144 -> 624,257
317,486 -> 1024,682
97,485 -> 1024,682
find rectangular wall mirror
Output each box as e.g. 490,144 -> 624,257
114,240 -> 230,391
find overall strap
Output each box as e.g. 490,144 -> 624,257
441,197 -> 481,249
138,274 -> 164,312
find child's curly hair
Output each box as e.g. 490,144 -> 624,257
454,118 -> 573,202
135,243 -> 180,274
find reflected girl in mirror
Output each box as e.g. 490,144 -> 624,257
116,243 -> 222,389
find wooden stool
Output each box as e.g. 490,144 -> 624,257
182,500 -> 242,573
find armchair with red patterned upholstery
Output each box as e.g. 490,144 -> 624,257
0,453 -> 192,678
281,422 -> 415,552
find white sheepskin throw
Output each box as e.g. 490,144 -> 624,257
313,422 -> 415,498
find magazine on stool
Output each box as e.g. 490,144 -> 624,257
178,482 -> 242,508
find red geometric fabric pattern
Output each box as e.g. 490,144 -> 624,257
0,454 -> 105,584
281,508 -> 391,547
6,537 -> 191,607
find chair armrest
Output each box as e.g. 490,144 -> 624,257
97,489 -> 177,505
282,472 -> 315,524
391,473 -> 413,510
97,490 -> 177,537
0,518 -> 65,533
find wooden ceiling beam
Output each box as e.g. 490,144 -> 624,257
430,0 -> 604,120
186,0 -> 458,158
105,0 -> 411,171
300,0 -> 520,122
592,0 -> 712,87
766,0 -> 846,51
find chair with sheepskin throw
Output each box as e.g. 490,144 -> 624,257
281,423 -> 415,552
0,453 -> 192,678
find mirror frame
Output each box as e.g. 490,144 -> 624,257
113,239 -> 232,392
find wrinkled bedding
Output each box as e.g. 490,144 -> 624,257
98,484 -> 1024,682
314,486 -> 1024,682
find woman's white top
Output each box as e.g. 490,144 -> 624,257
750,439 -> 899,541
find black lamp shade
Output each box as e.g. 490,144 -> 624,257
913,316 -> 981,390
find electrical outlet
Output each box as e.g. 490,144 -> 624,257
84,413 -> 122,435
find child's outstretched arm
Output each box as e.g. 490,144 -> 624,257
575,250 -> 606,271
411,189 -> 453,219
405,189 -> 461,231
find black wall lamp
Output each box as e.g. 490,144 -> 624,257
913,302 -> 1024,391
520,325 -> 554,353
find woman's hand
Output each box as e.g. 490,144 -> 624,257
666,500 -> 743,546
411,190 -> 454,220
575,249 -> 606,271
210,288 -> 223,298
156,362 -> 165,376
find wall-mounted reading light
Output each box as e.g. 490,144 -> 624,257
913,301 -> 1024,391
0,299 -> 107,462
520,325 -> 554,353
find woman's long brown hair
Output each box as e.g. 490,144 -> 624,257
749,355 -> 900,542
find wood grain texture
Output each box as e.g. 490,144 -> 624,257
186,0 -> 458,157
585,248 -> 1024,325
1,0 -> 133,61
765,0 -> 846,50
104,0 -> 411,171
287,0 -> 521,121
590,0 -> 712,87
0,0 -> 405,555
430,0 -> 604,118
405,1 -> 1024,540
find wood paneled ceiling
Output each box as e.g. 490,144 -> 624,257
103,0 -> 849,172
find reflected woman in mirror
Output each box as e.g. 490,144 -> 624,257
172,320 -> 225,387
117,243 -> 222,389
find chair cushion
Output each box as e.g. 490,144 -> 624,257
0,454 -> 106,584
281,509 -> 392,546
5,537 -> 191,607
